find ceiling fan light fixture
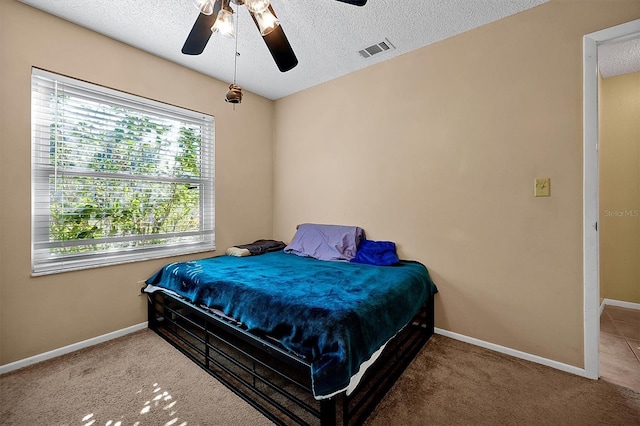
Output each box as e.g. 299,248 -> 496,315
244,0 -> 270,14
225,84 -> 243,104
254,9 -> 279,36
192,0 -> 215,15
211,6 -> 235,39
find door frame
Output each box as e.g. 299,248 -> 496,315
582,18 -> 640,380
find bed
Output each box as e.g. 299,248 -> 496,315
144,229 -> 437,425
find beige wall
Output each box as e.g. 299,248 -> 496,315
600,72 -> 640,304
273,1 -> 640,367
0,1 -> 274,364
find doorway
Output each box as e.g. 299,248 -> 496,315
583,18 -> 640,381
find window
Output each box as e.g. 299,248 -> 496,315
31,68 -> 215,275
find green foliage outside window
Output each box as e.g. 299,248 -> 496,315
47,100 -> 203,254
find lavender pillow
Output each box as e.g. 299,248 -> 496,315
284,223 -> 366,261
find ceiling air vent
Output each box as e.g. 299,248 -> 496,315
358,38 -> 396,59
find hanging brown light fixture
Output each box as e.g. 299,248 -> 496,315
225,83 -> 242,103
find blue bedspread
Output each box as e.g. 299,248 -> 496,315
145,251 -> 437,398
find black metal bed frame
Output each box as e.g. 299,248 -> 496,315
147,291 -> 434,425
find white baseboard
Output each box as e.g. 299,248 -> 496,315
6,321 -> 623,379
602,298 -> 640,311
0,322 -> 148,375
434,327 -> 589,378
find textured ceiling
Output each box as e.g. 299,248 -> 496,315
15,0 -> 639,99
599,37 -> 640,78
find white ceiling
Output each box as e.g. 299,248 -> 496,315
15,0 -> 640,99
599,36 -> 640,78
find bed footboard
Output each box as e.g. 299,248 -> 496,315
147,291 -> 434,425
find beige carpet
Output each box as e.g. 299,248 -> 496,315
1,329 -> 639,425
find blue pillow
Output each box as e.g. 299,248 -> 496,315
350,240 -> 400,266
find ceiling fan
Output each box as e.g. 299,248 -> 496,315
182,0 -> 368,73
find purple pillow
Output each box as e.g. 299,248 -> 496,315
284,223 -> 366,261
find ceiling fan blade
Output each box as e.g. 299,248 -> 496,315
249,6 -> 298,73
335,0 -> 367,5
181,1 -> 222,55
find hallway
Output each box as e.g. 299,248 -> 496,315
599,305 -> 640,393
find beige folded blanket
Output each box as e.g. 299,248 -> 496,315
225,247 -> 251,257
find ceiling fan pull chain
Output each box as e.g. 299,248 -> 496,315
226,1 -> 243,105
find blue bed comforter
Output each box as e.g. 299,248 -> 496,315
144,250 -> 437,398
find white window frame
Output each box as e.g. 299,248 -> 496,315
31,68 -> 215,275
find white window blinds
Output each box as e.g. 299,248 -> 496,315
31,68 -> 215,275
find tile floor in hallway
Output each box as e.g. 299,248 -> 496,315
599,304 -> 640,393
